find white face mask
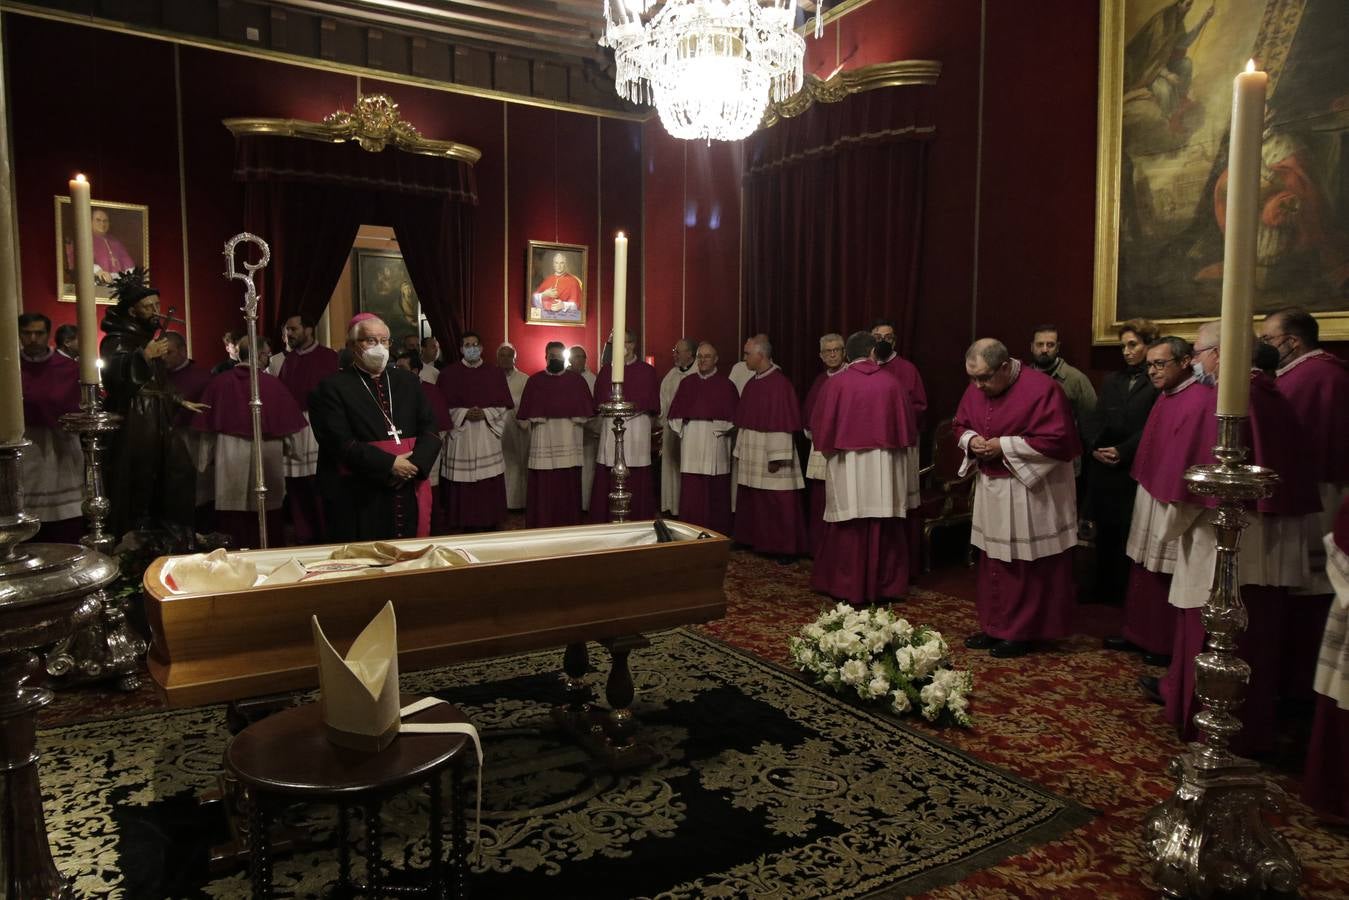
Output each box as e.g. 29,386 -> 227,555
1192,360 -> 1214,385
360,344 -> 390,372
462,345 -> 482,362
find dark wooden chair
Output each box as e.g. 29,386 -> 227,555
915,418 -> 975,572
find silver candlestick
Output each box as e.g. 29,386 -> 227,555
0,439 -> 117,897
598,381 -> 637,522
1144,414 -> 1300,897
46,383 -> 145,691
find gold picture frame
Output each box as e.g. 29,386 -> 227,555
54,196 -> 149,305
526,240 -> 588,328
1092,0 -> 1349,344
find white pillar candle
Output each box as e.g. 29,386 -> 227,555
611,231 -> 627,385
1216,61 -> 1266,418
70,174 -> 100,385
0,90 -> 20,444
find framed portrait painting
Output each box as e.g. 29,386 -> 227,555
352,249 -> 423,348
526,240 -> 588,327
54,196 -> 149,304
1092,0 -> 1349,344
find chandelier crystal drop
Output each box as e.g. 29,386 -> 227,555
602,1 -> 806,142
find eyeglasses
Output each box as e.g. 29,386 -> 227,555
1192,345 -> 1215,355
358,337 -> 391,348
1144,359 -> 1176,370
820,347 -> 844,355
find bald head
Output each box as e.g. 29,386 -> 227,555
964,338 -> 1013,397
965,338 -> 1009,370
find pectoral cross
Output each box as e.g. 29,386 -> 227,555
388,425 -> 403,445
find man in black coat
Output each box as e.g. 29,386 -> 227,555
310,314 -> 441,541
1083,319 -> 1160,607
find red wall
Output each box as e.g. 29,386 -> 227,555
6,13 -> 643,377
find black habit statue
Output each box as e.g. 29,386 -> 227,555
100,269 -> 198,541
310,354 -> 441,542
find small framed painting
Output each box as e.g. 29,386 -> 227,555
54,196 -> 149,304
352,249 -> 423,350
526,240 -> 588,327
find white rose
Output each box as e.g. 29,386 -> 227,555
894,646 -> 915,674
804,623 -> 825,641
890,619 -> 914,643
868,675 -> 890,697
840,659 -> 868,686
890,690 -> 912,714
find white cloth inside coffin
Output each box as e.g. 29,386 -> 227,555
159,520 -> 700,594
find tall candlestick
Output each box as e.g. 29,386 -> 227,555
612,231 -> 627,384
0,81 -> 21,445
69,174 -> 100,385
1216,60 -> 1266,417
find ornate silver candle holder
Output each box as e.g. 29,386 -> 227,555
0,439 -> 118,896
598,381 -> 637,523
46,383 -> 145,691
1143,414 -> 1301,897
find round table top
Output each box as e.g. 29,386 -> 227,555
225,694 -> 472,799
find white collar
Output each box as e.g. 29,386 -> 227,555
461,358 -> 482,368
752,363 -> 780,380
294,339 -> 320,356
1165,374 -> 1197,396
1275,348 -> 1328,377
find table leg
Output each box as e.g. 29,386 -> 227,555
364,800 -> 383,899
428,775 -> 444,899
451,758 -> 468,899
247,791 -> 272,898
561,642 -> 592,715
601,635 -> 649,749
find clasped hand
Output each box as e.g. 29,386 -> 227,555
968,435 -> 1004,461
392,453 -> 419,481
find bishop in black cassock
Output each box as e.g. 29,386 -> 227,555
310,314 -> 441,541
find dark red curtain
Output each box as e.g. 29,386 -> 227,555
235,135 -> 477,347
743,85 -> 933,398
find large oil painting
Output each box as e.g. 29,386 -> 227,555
352,249 -> 423,348
1093,0 -> 1349,343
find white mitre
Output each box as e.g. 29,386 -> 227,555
312,601 -> 401,752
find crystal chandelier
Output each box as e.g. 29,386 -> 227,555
602,1 -> 806,142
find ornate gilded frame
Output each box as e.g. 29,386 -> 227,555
53,196 -> 149,305
525,240 -> 589,328
1092,0 -> 1349,344
760,60 -> 942,129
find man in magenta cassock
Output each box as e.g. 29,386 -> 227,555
516,341 -> 594,528
733,335 -> 808,557
1111,336 -> 1209,671
193,336 -> 308,549
18,313 -> 84,544
277,314 -> 341,544
590,330 -> 660,521
1159,322 -> 1320,756
954,338 -> 1080,658
437,331 -> 513,531
810,331 -> 918,604
1263,307 -> 1348,696
801,333 -> 847,557
668,342 -> 738,535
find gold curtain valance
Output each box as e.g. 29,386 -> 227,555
224,94 -> 481,164
760,60 -> 942,130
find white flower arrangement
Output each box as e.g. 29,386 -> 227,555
788,603 -> 973,726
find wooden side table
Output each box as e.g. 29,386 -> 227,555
224,694 -> 472,898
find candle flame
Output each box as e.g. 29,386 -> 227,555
616,231 -> 626,239
74,173 -> 87,183
95,358 -> 104,369
1245,59 -> 1256,73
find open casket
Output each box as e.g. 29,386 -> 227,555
144,520 -> 730,707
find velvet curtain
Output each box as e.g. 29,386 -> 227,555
235,135 -> 478,347
742,86 -> 933,398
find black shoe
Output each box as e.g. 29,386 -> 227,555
990,640 -> 1033,658
964,632 -> 998,650
1138,675 -> 1163,705
1103,636 -> 1140,653
1142,653 -> 1172,668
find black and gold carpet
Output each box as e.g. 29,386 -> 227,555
39,629 -> 1091,898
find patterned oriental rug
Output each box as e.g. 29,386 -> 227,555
39,629 -> 1090,898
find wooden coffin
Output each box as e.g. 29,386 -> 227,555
143,521 -> 729,707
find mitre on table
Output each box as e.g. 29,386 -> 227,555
312,601 -> 401,752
